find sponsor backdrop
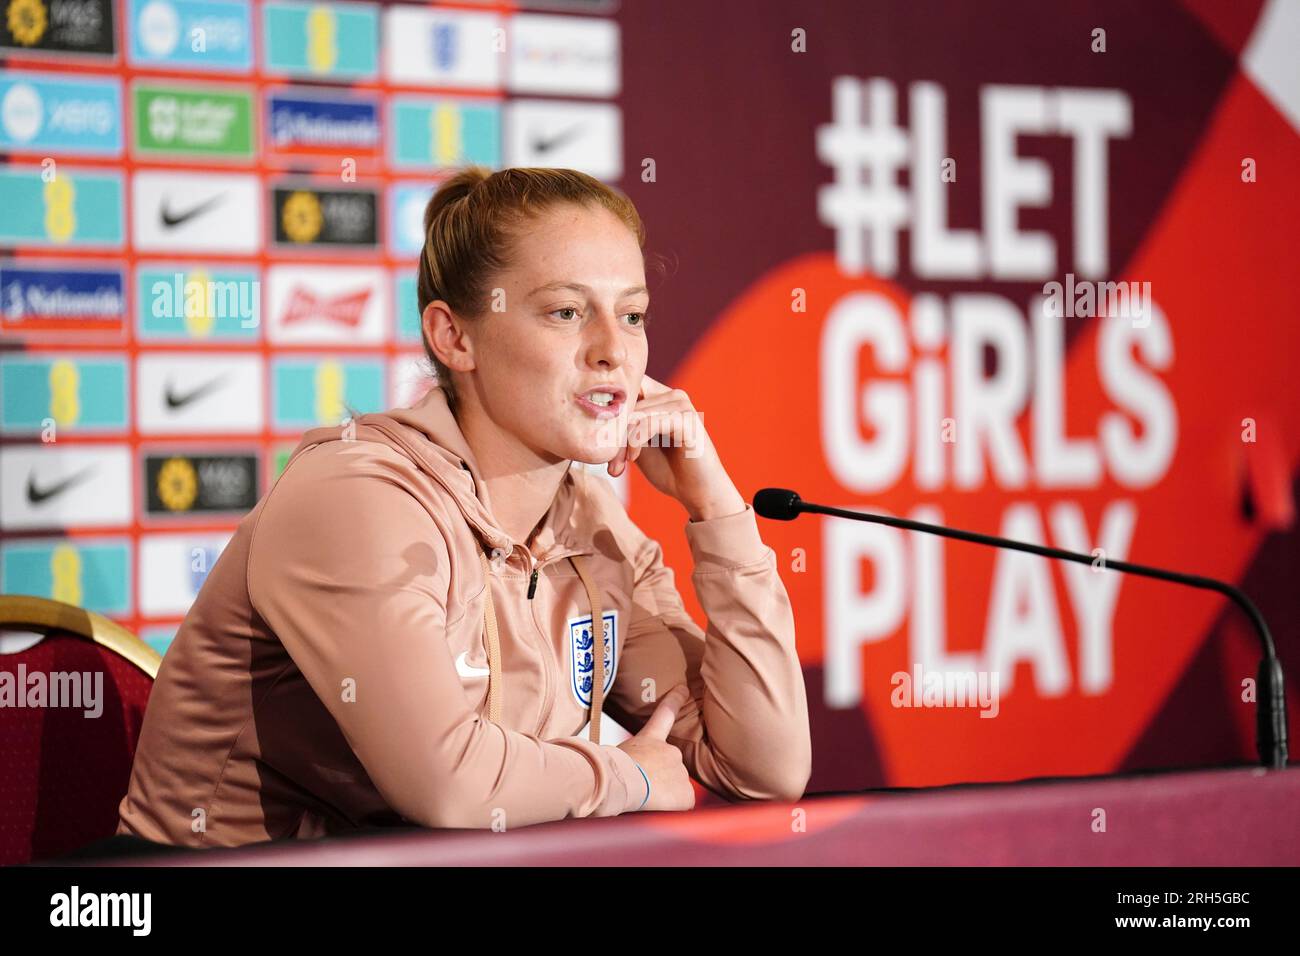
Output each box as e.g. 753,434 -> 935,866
0,0 -> 620,663
1,0 -> 1297,793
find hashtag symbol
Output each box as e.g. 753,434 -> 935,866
816,77 -> 911,277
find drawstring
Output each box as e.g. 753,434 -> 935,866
476,550 -> 604,744
570,555 -> 605,745
476,550 -> 504,726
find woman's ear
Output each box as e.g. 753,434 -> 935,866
422,300 -> 476,373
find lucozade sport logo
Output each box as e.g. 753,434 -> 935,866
633,71 -> 1300,786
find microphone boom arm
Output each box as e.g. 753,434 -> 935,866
757,489 -> 1289,770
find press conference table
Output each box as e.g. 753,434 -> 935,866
91,765 -> 1300,866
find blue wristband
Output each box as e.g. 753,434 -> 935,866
632,759 -> 650,810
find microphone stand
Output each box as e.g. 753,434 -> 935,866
754,488 -> 1289,770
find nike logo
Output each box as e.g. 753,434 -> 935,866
160,193 -> 224,228
454,651 -> 490,678
165,375 -> 227,410
26,466 -> 97,505
531,123 -> 585,154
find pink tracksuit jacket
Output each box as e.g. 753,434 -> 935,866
117,384 -> 812,847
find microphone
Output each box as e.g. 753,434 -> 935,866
753,487 -> 1289,770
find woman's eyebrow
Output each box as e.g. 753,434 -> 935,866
526,281 -> 649,298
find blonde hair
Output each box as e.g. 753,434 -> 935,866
417,165 -> 650,413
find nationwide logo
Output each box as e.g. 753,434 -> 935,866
0,264 -> 124,330
281,286 -> 369,327
272,184 -> 377,248
265,90 -> 379,158
134,83 -> 253,158
2,0 -> 115,55
146,453 -> 257,514
0,75 -> 122,155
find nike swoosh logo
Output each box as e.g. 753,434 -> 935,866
165,374 -> 227,410
160,193 -> 224,228
26,466 -> 97,505
531,123 -> 585,154
455,651 -> 490,678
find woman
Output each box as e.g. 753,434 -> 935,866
116,166 -> 811,847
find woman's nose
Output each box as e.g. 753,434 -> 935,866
583,310 -> 628,368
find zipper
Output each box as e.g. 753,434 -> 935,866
517,547 -> 553,736
522,546 -> 593,736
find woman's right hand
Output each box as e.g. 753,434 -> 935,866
617,684 -> 696,812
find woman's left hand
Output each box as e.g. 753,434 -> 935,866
606,375 -> 747,521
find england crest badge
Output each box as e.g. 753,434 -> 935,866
568,610 -> 618,707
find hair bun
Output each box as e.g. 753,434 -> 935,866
424,164 -> 492,236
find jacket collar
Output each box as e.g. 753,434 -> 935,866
291,384 -> 593,564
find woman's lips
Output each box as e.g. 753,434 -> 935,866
575,390 -> 625,419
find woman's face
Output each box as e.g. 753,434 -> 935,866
461,202 -> 650,465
